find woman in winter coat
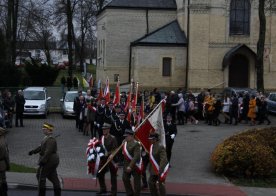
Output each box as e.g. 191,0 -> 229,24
171,93 -> 185,125
247,95 -> 257,125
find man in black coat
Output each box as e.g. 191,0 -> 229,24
164,114 -> 177,163
15,90 -> 25,127
95,98 -> 107,138
73,91 -> 83,129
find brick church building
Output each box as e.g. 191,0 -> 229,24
96,0 -> 276,90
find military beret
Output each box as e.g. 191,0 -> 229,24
102,123 -> 111,129
43,122 -> 54,131
123,128 -> 134,136
119,111 -> 126,116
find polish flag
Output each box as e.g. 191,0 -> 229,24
113,78 -> 120,105
88,74 -> 93,88
135,100 -> 166,152
104,77 -> 110,103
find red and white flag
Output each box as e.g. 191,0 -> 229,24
135,100 -> 166,152
113,78 -> 120,105
104,77 -> 110,103
88,74 -> 93,88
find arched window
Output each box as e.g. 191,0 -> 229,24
230,0 -> 250,35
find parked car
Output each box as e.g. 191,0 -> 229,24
23,87 -> 51,118
221,87 -> 257,97
60,91 -> 87,117
267,92 -> 276,114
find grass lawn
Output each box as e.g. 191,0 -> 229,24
10,163 -> 36,173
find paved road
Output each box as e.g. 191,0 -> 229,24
8,189 -> 131,196
6,113 -> 276,195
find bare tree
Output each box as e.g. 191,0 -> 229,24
74,0 -> 97,71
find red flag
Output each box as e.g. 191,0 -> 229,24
135,101 -> 166,152
135,120 -> 154,151
124,92 -> 131,112
104,77 -> 110,103
113,78 -> 120,105
98,86 -> 103,100
88,74 -> 93,88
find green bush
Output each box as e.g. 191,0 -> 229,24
0,62 -> 22,87
24,60 -> 59,86
211,127 -> 276,178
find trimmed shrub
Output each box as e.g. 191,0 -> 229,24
211,127 -> 276,178
24,59 -> 59,86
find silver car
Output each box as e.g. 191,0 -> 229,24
267,92 -> 276,114
23,87 -> 51,118
60,91 -> 86,117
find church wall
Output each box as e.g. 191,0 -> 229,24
96,9 -> 176,84
132,46 -> 186,88
186,0 -> 276,90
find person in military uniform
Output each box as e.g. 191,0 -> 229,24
122,129 -> 142,196
95,98 -> 107,138
164,114 -> 177,163
148,132 -> 169,196
0,127 -> 10,196
97,123 -> 118,196
28,123 -> 61,196
113,111 -> 131,165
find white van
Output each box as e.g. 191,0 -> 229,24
23,87 -> 51,118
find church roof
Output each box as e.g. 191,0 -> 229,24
106,0 -> 177,10
131,20 -> 187,47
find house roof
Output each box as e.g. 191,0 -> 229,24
131,20 -> 187,47
17,41 -> 57,50
105,0 -> 177,10
222,44 -> 257,69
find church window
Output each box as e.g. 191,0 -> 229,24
230,0 -> 250,35
162,57 -> 172,77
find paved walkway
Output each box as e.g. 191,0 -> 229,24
5,113 -> 276,195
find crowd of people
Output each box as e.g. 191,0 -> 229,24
0,86 -> 272,196
0,89 -> 25,129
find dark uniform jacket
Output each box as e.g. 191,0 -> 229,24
112,119 -> 131,140
164,122 -> 177,145
149,143 -> 168,175
32,136 -> 59,167
96,105 -> 106,125
15,94 -> 25,113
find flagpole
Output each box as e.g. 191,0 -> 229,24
97,97 -> 166,173
98,141 -> 125,173
134,97 -> 166,132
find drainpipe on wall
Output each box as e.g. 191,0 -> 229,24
146,9 -> 149,34
185,0 -> 190,90
128,44 -> 133,84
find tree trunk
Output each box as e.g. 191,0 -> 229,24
256,0 -> 266,92
67,0 -> 74,77
6,0 -> 14,65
